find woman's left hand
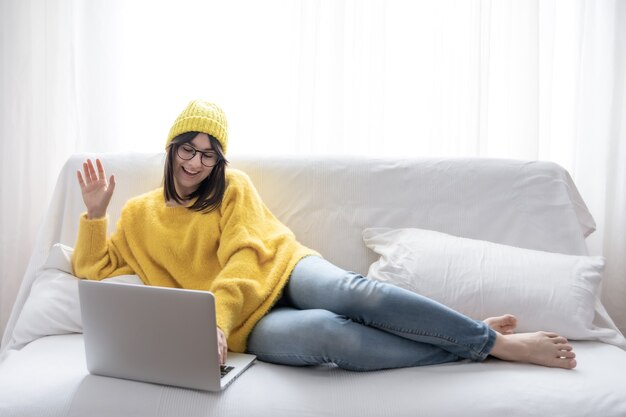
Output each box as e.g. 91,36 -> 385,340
217,327 -> 228,365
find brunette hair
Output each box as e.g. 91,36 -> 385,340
163,131 -> 228,213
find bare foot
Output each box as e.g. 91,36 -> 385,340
489,331 -> 577,369
484,314 -> 517,335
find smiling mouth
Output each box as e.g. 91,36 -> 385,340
182,166 -> 199,176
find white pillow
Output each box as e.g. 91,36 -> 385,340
363,227 -> 626,347
10,243 -> 143,349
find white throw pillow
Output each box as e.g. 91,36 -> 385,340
363,227 -> 625,346
10,243 -> 143,349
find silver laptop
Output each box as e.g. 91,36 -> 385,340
78,279 -> 256,391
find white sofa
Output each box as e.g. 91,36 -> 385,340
1,153 -> 626,417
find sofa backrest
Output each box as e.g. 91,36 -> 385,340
233,156 -> 594,274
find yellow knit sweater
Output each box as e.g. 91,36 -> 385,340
72,169 -> 317,353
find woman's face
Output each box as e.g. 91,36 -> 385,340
172,132 -> 216,197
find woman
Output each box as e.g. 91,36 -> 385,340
72,99 -> 577,371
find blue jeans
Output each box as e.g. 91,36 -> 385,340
247,256 -> 496,371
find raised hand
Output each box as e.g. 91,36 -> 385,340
76,159 -> 116,219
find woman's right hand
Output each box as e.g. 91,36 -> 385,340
76,158 -> 116,219
217,326 -> 228,365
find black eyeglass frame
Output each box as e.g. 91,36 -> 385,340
176,144 -> 220,168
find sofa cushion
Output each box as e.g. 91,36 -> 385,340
9,244 -> 142,350
363,227 -> 626,348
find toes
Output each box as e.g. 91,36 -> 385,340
556,343 -> 573,351
485,314 -> 518,333
561,358 -> 577,369
505,314 -> 517,324
558,350 -> 576,359
550,336 -> 568,345
500,314 -> 517,325
550,355 -> 577,369
539,332 -> 570,345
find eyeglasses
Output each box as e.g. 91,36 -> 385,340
176,144 -> 220,167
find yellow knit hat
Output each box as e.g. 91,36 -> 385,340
166,100 -> 228,154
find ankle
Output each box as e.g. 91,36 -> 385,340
489,333 -> 526,362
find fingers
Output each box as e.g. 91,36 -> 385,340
88,159 -> 99,182
79,159 -> 116,194
221,345 -> 228,365
81,160 -> 94,184
87,159 -> 96,182
96,158 -> 106,180
221,337 -> 228,364
76,170 -> 86,189
107,174 -> 116,197
217,327 -> 228,365
82,162 -> 90,183
81,159 -> 107,184
221,342 -> 227,365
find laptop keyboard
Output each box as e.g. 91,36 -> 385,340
220,365 -> 235,378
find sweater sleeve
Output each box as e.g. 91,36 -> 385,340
71,213 -> 134,279
210,172 -> 294,339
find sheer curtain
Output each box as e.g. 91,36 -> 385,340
1,0 -> 624,337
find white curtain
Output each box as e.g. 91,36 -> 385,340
1,0 -> 624,337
